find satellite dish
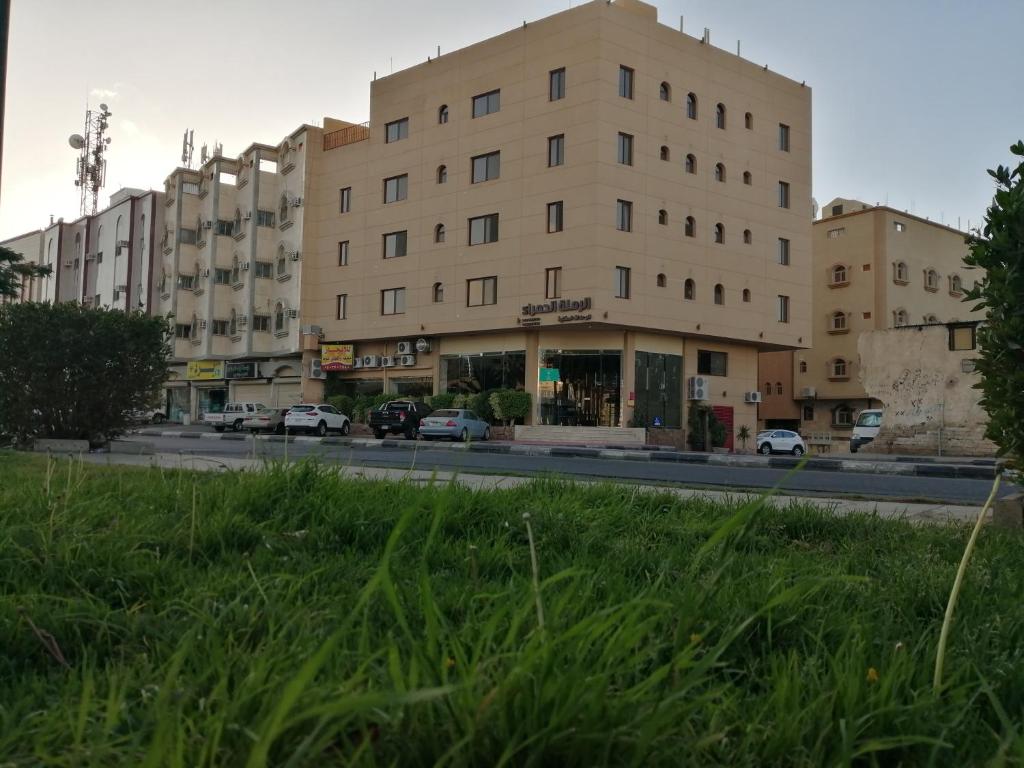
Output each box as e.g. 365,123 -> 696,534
69,134 -> 86,149
99,103 -> 109,112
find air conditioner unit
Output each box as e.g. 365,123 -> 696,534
290,196 -> 303,207
288,250 -> 301,261
240,261 -> 250,271
744,391 -> 763,404
117,239 -> 129,248
116,284 -> 128,293
199,320 -> 208,329
63,261 -> 73,268
400,354 -> 416,367
352,357 -> 364,370
285,308 -> 298,319
395,340 -> 414,355
363,355 -> 381,367
237,314 -> 248,326
415,338 -> 432,353
85,252 -> 96,261
200,268 -> 211,277
203,220 -> 213,229
300,324 -> 323,336
309,359 -> 326,379
686,376 -> 708,401
243,211 -> 252,221
800,387 -> 817,399
380,355 -> 396,368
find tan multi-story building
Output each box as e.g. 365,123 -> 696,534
301,0 -> 813,441
759,197 -> 982,444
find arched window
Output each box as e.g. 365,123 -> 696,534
714,163 -> 726,182
277,245 -> 287,276
924,314 -> 939,324
714,223 -> 724,244
114,215 -> 123,255
660,145 -> 670,161
745,112 -> 753,130
743,171 -> 752,185
685,216 -> 696,238
279,194 -> 289,225
231,255 -> 240,284
274,302 -> 285,332
659,82 -> 671,101
437,165 -> 447,184
830,311 -> 847,331
438,105 -> 449,124
831,265 -> 848,284
832,404 -> 853,426
765,382 -> 773,396
685,154 -> 696,174
190,313 -> 198,339
684,278 -> 696,300
894,261 -> 909,283
233,209 -> 242,235
743,229 -> 752,244
950,274 -> 963,294
715,103 -> 726,129
195,217 -> 203,240
776,382 -> 783,396
742,288 -> 751,303
686,92 -> 698,120
831,359 -> 848,378
656,273 -> 667,287
893,308 -> 908,327
230,309 -> 237,337
433,282 -> 444,303
714,283 -> 725,305
799,361 -> 808,373
925,268 -> 939,291
658,209 -> 668,226
434,223 -> 446,243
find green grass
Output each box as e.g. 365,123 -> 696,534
1,452 -> 1023,766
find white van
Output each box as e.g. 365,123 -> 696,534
849,409 -> 883,453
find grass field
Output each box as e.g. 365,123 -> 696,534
1,452 -> 1022,766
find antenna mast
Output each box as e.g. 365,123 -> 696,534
181,128 -> 195,168
69,103 -> 113,216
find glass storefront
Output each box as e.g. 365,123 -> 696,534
538,350 -> 621,427
633,352 -> 683,428
392,377 -> 434,397
167,388 -> 190,424
196,387 -> 228,417
442,351 -> 526,394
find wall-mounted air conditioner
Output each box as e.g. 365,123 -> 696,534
199,320 -> 208,329
243,211 -> 252,221
116,284 -> 128,293
240,262 -> 250,271
352,357 -> 364,369
288,251 -> 301,261
415,338 -> 431,353
200,268 -> 211,277
363,355 -> 381,368
686,376 -> 707,401
380,355 -> 396,368
290,196 -> 303,207
203,220 -> 213,229
309,359 -> 326,379
744,391 -> 762,404
285,308 -> 298,318
237,315 -> 248,326
400,354 -> 416,367
395,340 -> 414,355
300,324 -> 322,336
801,387 -> 817,399
117,239 -> 129,248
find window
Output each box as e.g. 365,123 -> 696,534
830,311 -> 847,332
778,123 -> 790,151
743,229 -> 752,244
336,294 -> 347,320
777,238 -> 791,265
257,210 -> 275,228
798,361 -> 809,374
472,151 -> 500,183
833,405 -> 853,427
383,230 -> 408,258
893,308 -> 909,327
383,174 -> 408,204
466,276 -> 497,306
686,93 -> 697,119
469,213 -> 499,245
381,287 -> 406,315
765,383 -> 773,396
434,223 -> 446,243
745,112 -> 753,130
925,269 -> 940,291
801,404 -> 813,420
548,134 -> 565,167
743,171 -> 752,185
545,267 -> 562,299
614,266 -> 631,299
385,117 -> 409,143
616,200 -> 632,232
550,68 -> 566,101
714,284 -> 724,305
338,241 -> 349,266
832,204 -> 844,216
684,279 -> 696,300
660,82 -> 671,101
215,219 -> 233,236
438,105 -> 448,124
775,383 -> 783,396
472,89 -> 500,118
660,145 -> 670,161
893,261 -> 909,283
179,228 -> 197,245
778,181 -> 790,209
656,273 -> 667,288
714,163 -> 725,182
437,165 -> 447,184
742,288 -> 751,302
949,274 -> 963,294
658,209 -> 668,226
715,103 -> 726,129
547,201 -> 564,233
278,195 -> 290,226
831,359 -> 848,379
214,268 -> 232,285
685,154 -> 696,174
433,282 -> 444,303
894,221 -> 906,232
827,227 -> 847,240
713,223 -> 724,244
949,324 -> 977,351
231,257 -> 241,284
618,66 -> 634,99
831,265 -> 847,284
174,323 -> 191,339
777,295 -> 790,323
685,216 -> 696,237
697,350 -> 728,376
211,319 -> 229,336
617,133 -> 633,165
339,187 -> 351,213
254,261 -> 273,279
253,314 -> 270,332
924,314 -> 939,324
277,250 -> 288,276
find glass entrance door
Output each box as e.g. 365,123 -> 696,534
538,350 -> 621,427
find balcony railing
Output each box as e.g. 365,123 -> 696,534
323,122 -> 370,151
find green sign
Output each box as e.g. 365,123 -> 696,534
539,368 -> 560,382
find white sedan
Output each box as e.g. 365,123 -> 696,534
283,404 -> 351,437
757,429 -> 807,456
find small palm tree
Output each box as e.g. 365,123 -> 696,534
737,425 -> 751,451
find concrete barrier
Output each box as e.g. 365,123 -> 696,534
32,439 -> 89,453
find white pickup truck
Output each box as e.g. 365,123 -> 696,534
203,402 -> 266,432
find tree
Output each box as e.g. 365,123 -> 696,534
0,302 -> 171,446
0,245 -> 51,300
687,404 -> 725,452
489,389 -> 531,426
963,141 -> 1024,468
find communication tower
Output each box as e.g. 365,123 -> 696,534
68,103 -> 113,216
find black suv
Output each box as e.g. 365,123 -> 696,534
367,400 -> 433,440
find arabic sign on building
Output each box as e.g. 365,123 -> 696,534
522,297 -> 592,317
321,344 -> 355,371
186,360 -> 225,380
225,362 -> 259,379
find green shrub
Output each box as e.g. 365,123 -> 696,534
489,389 -> 531,425
428,392 -> 455,411
468,390 -> 495,423
326,395 -> 355,418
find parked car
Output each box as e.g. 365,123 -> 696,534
284,404 -> 351,436
367,400 -> 433,440
849,409 -> 883,453
419,409 -> 491,442
242,407 -> 290,435
757,429 -> 806,456
130,408 -> 166,424
204,402 -> 267,432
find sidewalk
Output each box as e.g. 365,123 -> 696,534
133,429 -> 1005,480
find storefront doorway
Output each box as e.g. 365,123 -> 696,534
196,387 -> 228,418
538,350 -> 621,427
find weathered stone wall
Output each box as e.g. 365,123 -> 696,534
857,325 -> 997,456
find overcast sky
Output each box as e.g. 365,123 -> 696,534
3,0 -> 1022,240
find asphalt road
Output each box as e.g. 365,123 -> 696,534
130,435 -> 1008,505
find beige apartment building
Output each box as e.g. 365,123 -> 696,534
301,0 -> 813,441
759,197 -> 982,444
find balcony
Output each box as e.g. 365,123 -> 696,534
323,122 -> 370,151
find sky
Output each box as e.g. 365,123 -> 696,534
2,0 -> 1022,240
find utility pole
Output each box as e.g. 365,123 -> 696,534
0,0 -> 11,205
